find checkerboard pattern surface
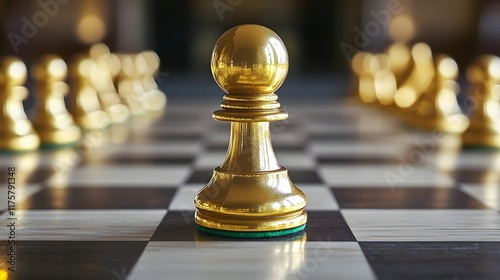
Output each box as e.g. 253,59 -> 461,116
1,100 -> 499,280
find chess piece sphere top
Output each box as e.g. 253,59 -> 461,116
89,43 -> 110,61
137,51 -> 160,75
467,55 -> 500,83
435,55 -> 458,80
351,52 -> 379,76
32,55 -> 67,82
211,24 -> 288,95
70,55 -> 96,79
0,57 -> 27,86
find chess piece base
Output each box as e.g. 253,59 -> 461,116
413,114 -> 469,134
36,126 -> 81,146
196,224 -> 306,238
462,130 -> 500,148
195,167 -> 307,233
0,133 -> 40,153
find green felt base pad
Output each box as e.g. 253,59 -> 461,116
197,224 -> 306,239
40,142 -> 79,150
462,144 -> 500,151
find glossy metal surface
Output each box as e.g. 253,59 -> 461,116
31,55 -> 81,146
195,24 -> 307,232
211,24 -> 289,95
462,55 -> 500,148
0,57 -> 40,151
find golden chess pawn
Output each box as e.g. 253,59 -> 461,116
462,55 -> 500,148
373,53 -> 397,107
393,43 -> 435,111
407,55 -> 469,133
68,56 -> 111,130
194,24 -> 307,238
0,57 -> 40,152
31,55 -> 81,147
136,51 -> 167,113
350,52 -> 380,104
89,44 -> 130,124
386,42 -> 413,87
116,54 -> 147,116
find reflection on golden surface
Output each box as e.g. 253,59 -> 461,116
45,148 -> 82,187
435,134 -> 461,174
195,232 -> 306,279
482,152 -> 500,184
211,24 -> 289,95
195,25 -> 307,235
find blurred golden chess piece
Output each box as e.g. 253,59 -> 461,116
69,55 -> 111,130
386,42 -> 413,87
194,24 -> 307,238
0,57 -> 40,152
462,55 -> 500,148
350,52 -> 380,104
89,44 -> 130,124
31,55 -> 81,147
373,53 -> 397,106
136,51 -> 167,114
393,43 -> 435,111
116,54 -> 147,116
408,55 -> 469,133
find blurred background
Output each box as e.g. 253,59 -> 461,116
1,0 -> 500,99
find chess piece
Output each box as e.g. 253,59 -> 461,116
373,53 -> 397,106
462,55 -> 500,148
116,54 -> 147,116
393,43 -> 435,110
350,52 -> 380,104
31,55 -> 81,147
386,42 -> 413,87
0,57 -> 40,152
136,51 -> 167,114
194,24 -> 307,238
89,44 -> 130,124
408,55 -> 469,133
68,55 -> 111,130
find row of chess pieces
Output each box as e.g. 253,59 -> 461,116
350,42 -> 500,148
0,43 -> 167,153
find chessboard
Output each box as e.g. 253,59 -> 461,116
1,99 -> 500,280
